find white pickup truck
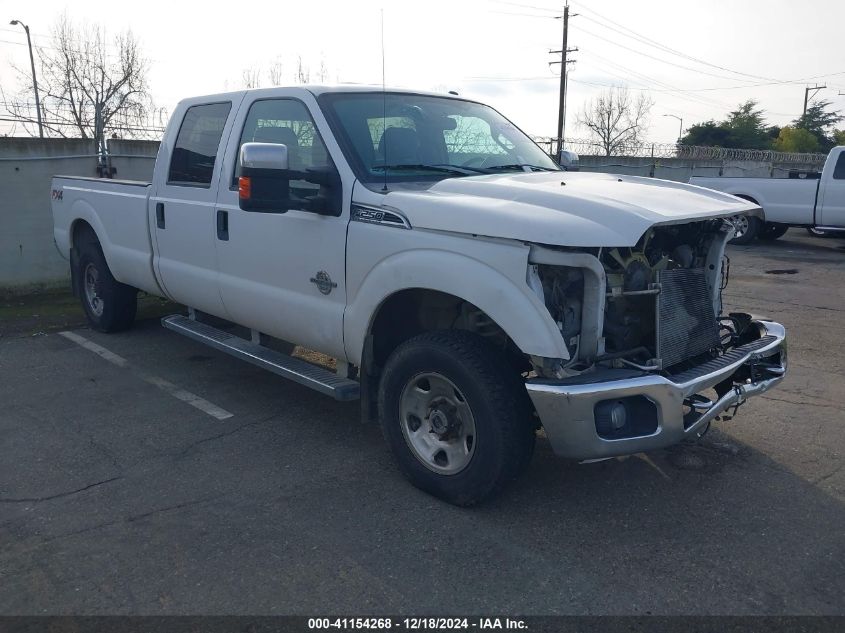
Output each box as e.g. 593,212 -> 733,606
690,146 -> 845,244
51,86 -> 787,505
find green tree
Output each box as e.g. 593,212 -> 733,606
723,101 -> 771,149
834,129 -> 845,146
680,100 -> 772,149
773,127 -> 820,153
793,101 -> 843,151
681,120 -> 731,146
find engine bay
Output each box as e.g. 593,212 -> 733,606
538,219 -> 733,375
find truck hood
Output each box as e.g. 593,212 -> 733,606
382,171 -> 759,247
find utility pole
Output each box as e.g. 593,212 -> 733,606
551,3 -> 577,156
803,85 -> 826,116
9,19 -> 43,138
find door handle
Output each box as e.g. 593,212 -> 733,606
155,202 -> 165,229
216,210 -> 229,241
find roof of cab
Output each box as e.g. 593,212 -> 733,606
177,84 -> 464,106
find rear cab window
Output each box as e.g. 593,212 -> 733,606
833,152 -> 845,180
168,102 -> 232,187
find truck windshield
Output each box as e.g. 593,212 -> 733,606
318,92 -> 559,184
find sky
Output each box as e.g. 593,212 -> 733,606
1,0 -> 844,143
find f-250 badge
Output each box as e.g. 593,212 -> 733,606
309,271 -> 337,295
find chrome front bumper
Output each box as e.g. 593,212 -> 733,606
526,319 -> 787,460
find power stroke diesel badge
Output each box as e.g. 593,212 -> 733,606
309,271 -> 337,295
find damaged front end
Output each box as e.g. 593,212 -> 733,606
524,217 -> 787,460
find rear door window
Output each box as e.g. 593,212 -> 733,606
168,102 -> 232,187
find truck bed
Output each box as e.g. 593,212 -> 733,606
689,176 -> 818,225
51,175 -> 162,296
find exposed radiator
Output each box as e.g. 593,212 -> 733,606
655,268 -> 720,369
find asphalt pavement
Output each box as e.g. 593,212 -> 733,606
1,230 -> 843,615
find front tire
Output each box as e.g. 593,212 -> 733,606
729,214 -> 761,245
378,331 -> 535,506
76,233 -> 137,332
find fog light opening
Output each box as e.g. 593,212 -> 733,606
594,396 -> 659,440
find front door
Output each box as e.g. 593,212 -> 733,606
214,95 -> 349,359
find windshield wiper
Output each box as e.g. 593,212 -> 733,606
483,164 -> 558,172
371,163 -> 484,176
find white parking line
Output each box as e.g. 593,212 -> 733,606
142,375 -> 234,420
59,330 -> 128,367
59,331 -> 234,421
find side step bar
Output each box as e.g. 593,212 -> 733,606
161,314 -> 360,401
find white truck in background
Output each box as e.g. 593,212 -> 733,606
690,146 -> 845,244
51,86 -> 787,505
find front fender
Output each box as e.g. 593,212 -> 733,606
343,247 -> 570,365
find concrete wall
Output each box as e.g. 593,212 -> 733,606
0,138 -> 158,291
576,155 -> 821,182
108,139 -> 159,181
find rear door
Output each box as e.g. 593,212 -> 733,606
150,99 -> 240,316
817,150 -> 845,227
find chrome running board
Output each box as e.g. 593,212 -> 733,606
161,314 -> 360,401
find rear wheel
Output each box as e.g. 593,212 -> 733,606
378,331 -> 535,506
758,222 -> 789,241
75,231 -> 137,332
729,214 -> 761,245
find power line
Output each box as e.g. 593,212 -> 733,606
569,1 -> 780,83
571,18 -> 845,90
575,25 -> 766,84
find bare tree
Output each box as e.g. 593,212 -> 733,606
296,56 -> 310,84
577,87 -> 653,156
268,58 -> 284,86
242,67 -> 262,89
316,56 -> 329,83
236,54 -> 331,90
4,13 -> 153,140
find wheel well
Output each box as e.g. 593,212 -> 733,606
69,220 -> 99,298
733,194 -> 764,220
71,219 -> 98,250
367,289 -> 523,372
359,289 -> 535,426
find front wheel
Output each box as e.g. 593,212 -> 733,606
76,234 -> 137,332
729,214 -> 761,245
378,331 -> 535,506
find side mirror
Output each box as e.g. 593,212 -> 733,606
558,150 -> 580,171
238,142 -> 291,212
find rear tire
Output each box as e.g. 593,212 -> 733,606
378,331 -> 535,506
729,214 -> 761,245
758,222 -> 789,241
76,231 -> 137,332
